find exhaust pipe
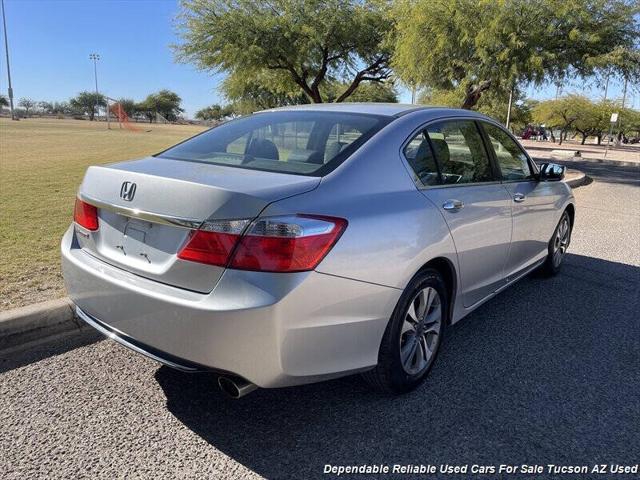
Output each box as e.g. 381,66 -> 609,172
218,376 -> 257,399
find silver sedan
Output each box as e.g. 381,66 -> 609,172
62,104 -> 575,397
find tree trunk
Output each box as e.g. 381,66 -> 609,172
550,130 -> 556,143
461,80 -> 492,109
558,129 -> 564,145
581,133 -> 587,145
596,134 -> 602,145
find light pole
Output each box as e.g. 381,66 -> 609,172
89,53 -> 100,121
1,0 -> 16,120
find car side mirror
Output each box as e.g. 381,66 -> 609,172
539,162 -> 565,181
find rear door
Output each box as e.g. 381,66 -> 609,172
479,121 -> 561,278
411,119 -> 512,307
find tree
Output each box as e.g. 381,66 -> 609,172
38,101 -> 53,114
418,86 -> 532,131
0,95 -> 8,108
221,72 -> 309,112
18,98 -> 36,117
618,107 -> 640,140
51,101 -> 71,116
175,0 -> 393,103
571,97 -> 615,144
392,0 -> 640,109
138,90 -> 184,123
532,97 -> 582,144
195,104 -> 227,121
329,81 -> 398,103
69,91 -> 106,121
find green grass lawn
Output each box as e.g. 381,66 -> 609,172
0,117 -> 206,310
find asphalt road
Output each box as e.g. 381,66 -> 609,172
1,162 -> 639,480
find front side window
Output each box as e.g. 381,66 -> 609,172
158,111 -> 389,176
482,122 -> 533,180
426,120 -> 493,184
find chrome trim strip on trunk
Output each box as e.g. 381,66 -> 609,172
75,306 -> 200,372
79,193 -> 203,229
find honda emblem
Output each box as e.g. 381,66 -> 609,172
120,182 -> 137,201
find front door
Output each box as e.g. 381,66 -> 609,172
479,121 -> 560,278
418,120 -> 512,307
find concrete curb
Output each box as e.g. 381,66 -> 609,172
533,154 -> 639,168
0,298 -> 83,350
564,169 -> 588,189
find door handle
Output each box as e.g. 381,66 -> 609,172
513,193 -> 526,203
442,199 -> 464,211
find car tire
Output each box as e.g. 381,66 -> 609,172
539,210 -> 572,277
362,268 -> 447,394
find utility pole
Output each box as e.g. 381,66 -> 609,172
89,53 -> 100,122
505,85 -> 514,131
603,73 -> 609,101
1,0 -> 16,120
411,83 -> 416,104
615,77 -> 628,145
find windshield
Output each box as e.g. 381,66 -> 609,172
157,110 -> 390,176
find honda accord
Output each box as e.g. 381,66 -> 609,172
62,104 -> 574,397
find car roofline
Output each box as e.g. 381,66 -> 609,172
257,103 -> 492,121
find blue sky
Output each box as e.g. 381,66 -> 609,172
0,0 -> 634,118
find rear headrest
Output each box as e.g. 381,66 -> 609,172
246,138 -> 279,161
430,138 -> 449,164
324,141 -> 347,163
415,140 -> 430,163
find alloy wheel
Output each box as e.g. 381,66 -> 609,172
553,215 -> 570,267
400,286 -> 442,375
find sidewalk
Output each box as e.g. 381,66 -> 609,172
520,139 -> 640,166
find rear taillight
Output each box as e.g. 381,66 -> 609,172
177,219 -> 249,267
74,198 -> 99,231
177,215 -> 347,272
231,215 -> 347,272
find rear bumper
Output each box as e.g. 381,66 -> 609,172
75,306 -> 209,372
62,226 -> 400,388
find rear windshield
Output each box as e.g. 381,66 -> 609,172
157,111 -> 390,176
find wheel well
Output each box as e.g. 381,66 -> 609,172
418,257 -> 456,325
565,203 -> 575,227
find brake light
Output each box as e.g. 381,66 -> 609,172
231,215 -> 347,272
177,215 -> 347,272
177,219 -> 249,267
74,198 -> 99,231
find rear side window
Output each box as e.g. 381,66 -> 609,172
481,122 -> 533,180
403,131 -> 440,186
425,120 -> 494,184
158,111 -> 389,176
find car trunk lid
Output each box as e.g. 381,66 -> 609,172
75,157 -> 320,292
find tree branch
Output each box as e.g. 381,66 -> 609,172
335,55 -> 390,103
310,46 -> 330,101
461,80 -> 492,109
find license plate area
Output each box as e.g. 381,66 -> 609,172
122,219 -> 152,263
91,210 -> 191,273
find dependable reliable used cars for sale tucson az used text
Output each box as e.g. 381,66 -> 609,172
62,103 -> 575,398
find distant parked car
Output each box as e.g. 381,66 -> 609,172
62,104 -> 575,397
